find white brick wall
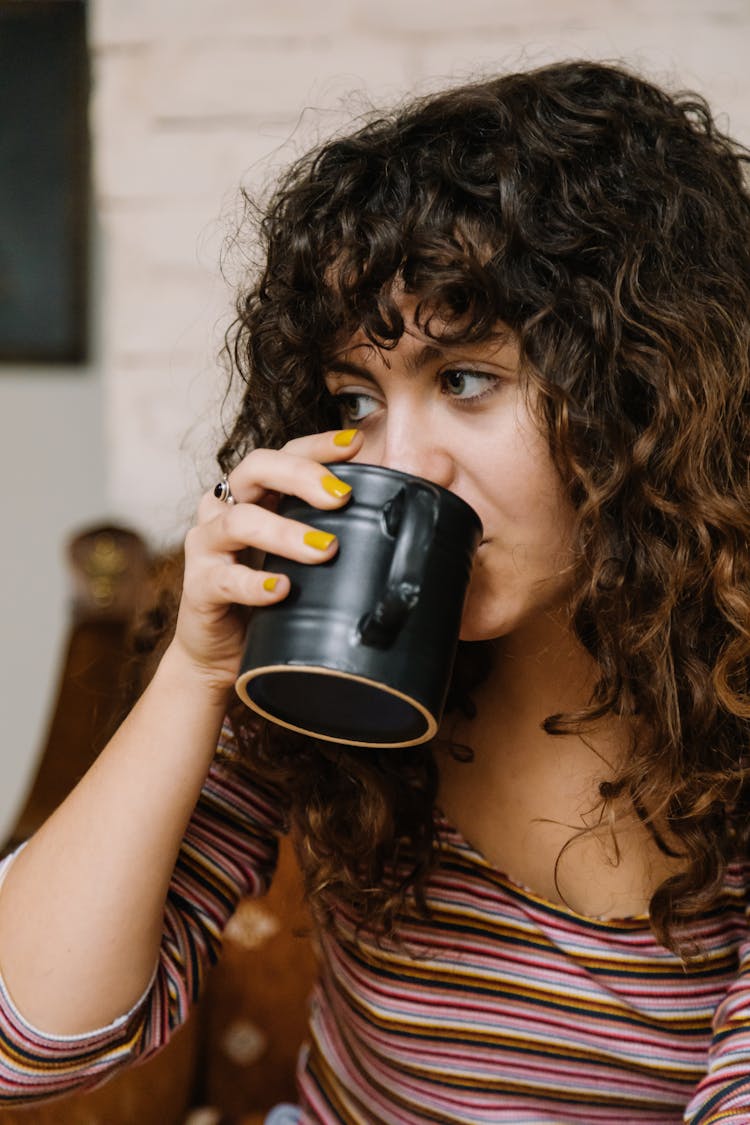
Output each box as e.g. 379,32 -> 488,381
89,0 -> 750,541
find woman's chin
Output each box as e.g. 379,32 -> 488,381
458,607 -> 505,644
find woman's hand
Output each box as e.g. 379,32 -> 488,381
168,428 -> 362,697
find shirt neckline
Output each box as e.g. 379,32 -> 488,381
433,809 -> 653,929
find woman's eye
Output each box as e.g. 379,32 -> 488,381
441,369 -> 498,401
334,392 -> 379,423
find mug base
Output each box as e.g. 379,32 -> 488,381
235,663 -> 438,748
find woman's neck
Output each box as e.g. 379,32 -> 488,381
464,610 -> 615,757
435,612 -> 676,919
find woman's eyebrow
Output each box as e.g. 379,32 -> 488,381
405,343 -> 443,372
326,359 -> 378,381
327,344 -> 448,378
327,338 -> 516,378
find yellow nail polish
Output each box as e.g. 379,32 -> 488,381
263,576 -> 279,592
321,473 -> 352,499
333,428 -> 358,447
304,530 -> 336,551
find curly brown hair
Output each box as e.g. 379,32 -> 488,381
216,59 -> 750,953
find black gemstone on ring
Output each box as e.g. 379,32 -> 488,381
214,477 -> 234,503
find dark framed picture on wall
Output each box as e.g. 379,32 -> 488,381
0,0 -> 89,363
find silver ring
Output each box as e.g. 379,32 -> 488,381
213,473 -> 235,505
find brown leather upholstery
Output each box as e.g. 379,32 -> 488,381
0,524 -> 315,1124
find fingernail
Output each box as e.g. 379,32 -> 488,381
263,576 -> 279,592
304,530 -> 336,551
321,473 -> 352,499
333,428 -> 358,447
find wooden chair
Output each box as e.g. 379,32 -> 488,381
0,524 -> 316,1125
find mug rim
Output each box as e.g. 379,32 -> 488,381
325,461 -> 483,536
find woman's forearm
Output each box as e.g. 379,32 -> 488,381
0,642 -> 231,1036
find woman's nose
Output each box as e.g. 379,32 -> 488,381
378,432 -> 456,490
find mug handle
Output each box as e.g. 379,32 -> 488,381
357,482 -> 440,647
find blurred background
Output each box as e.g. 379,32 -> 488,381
1,0 -> 749,841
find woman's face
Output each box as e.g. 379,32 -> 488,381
323,299 -> 579,643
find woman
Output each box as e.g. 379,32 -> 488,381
0,59 -> 749,1123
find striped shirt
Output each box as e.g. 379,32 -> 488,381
0,724 -> 749,1123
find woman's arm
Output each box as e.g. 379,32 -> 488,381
0,429 -> 360,1039
0,645 -> 229,1035
0,724 -> 284,1104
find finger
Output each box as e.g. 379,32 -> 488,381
199,560 -> 291,609
196,483 -> 279,526
196,454 -> 352,527
196,429 -> 362,526
283,427 -> 362,459
202,434 -> 359,515
189,502 -> 341,562
226,427 -> 364,504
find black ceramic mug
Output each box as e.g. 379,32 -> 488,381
235,462 -> 482,748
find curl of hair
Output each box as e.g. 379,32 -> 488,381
218,60 -> 750,954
